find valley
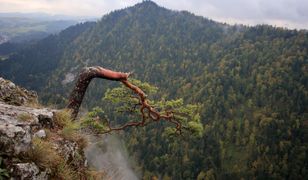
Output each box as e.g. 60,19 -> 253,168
0,1 -> 307,179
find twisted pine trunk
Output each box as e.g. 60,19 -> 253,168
67,66 -> 129,119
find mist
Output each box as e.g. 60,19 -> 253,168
85,135 -> 139,180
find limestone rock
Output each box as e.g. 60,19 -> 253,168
0,123 -> 31,156
0,77 -> 38,106
11,163 -> 49,180
0,102 -> 54,156
33,129 -> 46,139
57,140 -> 86,168
0,77 -> 88,179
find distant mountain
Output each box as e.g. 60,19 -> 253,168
0,12 -> 97,21
0,12 -> 89,43
0,1 -> 307,179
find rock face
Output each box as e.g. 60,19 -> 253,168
33,129 -> 46,139
0,77 -> 87,179
12,163 -> 49,180
0,77 -> 38,106
0,101 -> 54,156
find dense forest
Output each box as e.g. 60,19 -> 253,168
0,1 -> 307,179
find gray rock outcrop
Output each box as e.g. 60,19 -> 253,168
0,77 -> 88,179
12,163 -> 49,180
0,102 -> 54,156
0,77 -> 38,106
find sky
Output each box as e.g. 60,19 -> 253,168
0,0 -> 307,30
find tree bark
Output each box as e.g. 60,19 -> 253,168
67,66 -> 129,119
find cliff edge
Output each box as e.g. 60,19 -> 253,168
0,77 -> 93,179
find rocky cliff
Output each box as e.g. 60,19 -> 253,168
0,77 -> 94,179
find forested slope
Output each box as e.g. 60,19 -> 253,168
0,1 -> 307,179
0,22 -> 95,90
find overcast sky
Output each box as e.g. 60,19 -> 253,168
0,0 -> 307,29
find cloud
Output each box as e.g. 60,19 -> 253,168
0,0 -> 307,29
155,0 -> 308,29
0,0 -> 134,16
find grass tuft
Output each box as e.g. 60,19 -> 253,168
53,109 -> 72,128
27,137 -> 62,170
55,110 -> 88,149
56,162 -> 77,180
17,113 -> 33,122
25,109 -> 95,178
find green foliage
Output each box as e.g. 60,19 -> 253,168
53,109 -> 87,148
0,22 -> 95,90
81,107 -> 109,134
104,79 -> 157,114
0,1 -> 307,179
103,78 -> 203,137
0,157 -> 9,180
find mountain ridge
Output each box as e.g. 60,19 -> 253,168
0,1 -> 307,179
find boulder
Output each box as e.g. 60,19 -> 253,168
33,129 -> 46,139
